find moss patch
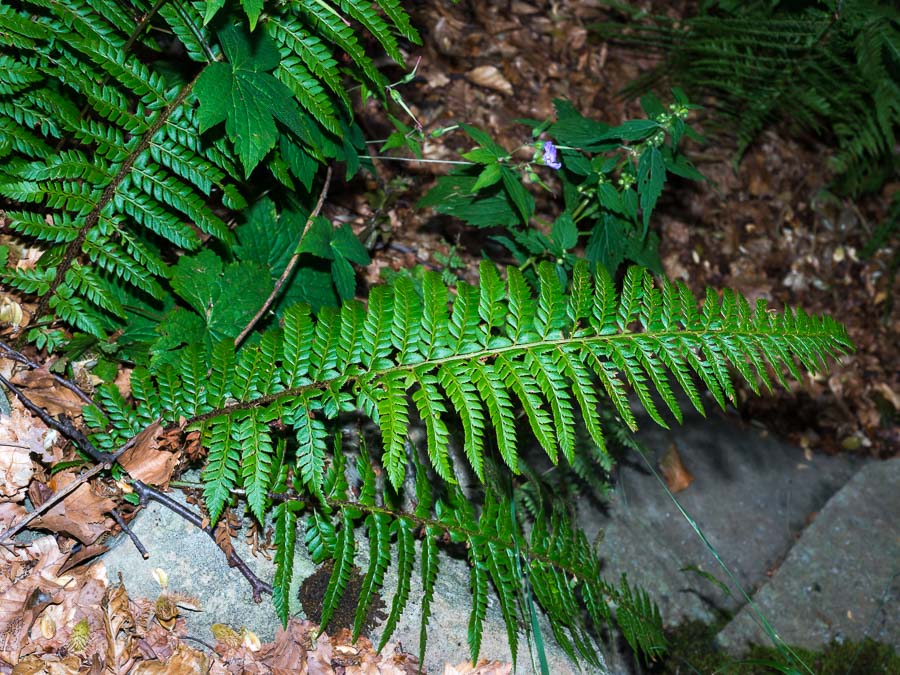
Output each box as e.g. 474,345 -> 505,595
644,620 -> 899,674
298,562 -> 387,638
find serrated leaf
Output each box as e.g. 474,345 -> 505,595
637,146 -> 665,233
470,163 -> 502,193
551,213 -> 578,251
195,24 -> 309,175
241,0 -> 264,30
330,224 -> 370,265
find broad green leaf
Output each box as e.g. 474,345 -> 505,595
470,163 -> 502,193
195,24 -> 309,175
637,146 -> 665,233
551,213 -> 578,251
331,224 -> 370,265
241,0 -> 264,30
500,166 -> 534,225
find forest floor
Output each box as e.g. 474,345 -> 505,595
0,0 -> 897,673
337,0 -> 899,461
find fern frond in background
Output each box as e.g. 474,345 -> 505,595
82,260 -> 852,663
593,0 -> 900,195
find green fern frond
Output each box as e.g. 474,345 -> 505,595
144,260 -> 850,509
91,260 -> 850,663
595,0 -> 900,194
2,0 -> 417,339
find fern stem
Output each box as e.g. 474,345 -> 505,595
24,75 -> 203,346
183,324 -> 847,428
233,166 -> 333,348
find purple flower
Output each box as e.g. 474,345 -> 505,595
542,141 -> 562,170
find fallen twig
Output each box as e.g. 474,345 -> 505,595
0,339 -> 95,406
110,508 -> 149,559
130,480 -> 272,601
0,350 -> 272,600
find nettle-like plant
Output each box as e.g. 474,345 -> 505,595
0,0 -> 853,670
417,91 -> 705,277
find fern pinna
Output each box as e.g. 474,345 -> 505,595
82,260 -> 851,665
0,0 -> 419,341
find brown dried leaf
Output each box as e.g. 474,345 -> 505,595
259,619 -> 310,673
0,440 -> 32,501
30,470 -> 115,544
10,653 -> 82,674
130,643 -> 208,674
0,502 -> 27,531
442,660 -> 513,675
0,536 -> 69,666
117,422 -> 176,488
659,443 -> 694,493
10,366 -> 85,420
465,66 -> 513,96
103,582 -> 136,673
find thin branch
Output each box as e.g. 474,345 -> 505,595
130,480 -> 272,601
0,340 -> 94,406
233,166 -> 333,349
0,435 -> 137,544
0,372 -> 114,464
110,508 -> 149,559
0,372 -> 271,599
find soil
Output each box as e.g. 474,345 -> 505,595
330,0 -> 899,460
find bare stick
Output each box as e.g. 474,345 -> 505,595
233,166 -> 333,348
0,340 -> 94,406
1,359 -> 271,599
0,434 -> 137,544
110,508 -> 149,559
130,481 -> 273,601
0,372 -> 113,464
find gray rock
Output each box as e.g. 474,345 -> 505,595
580,406 -> 864,627
717,458 -> 900,653
101,488 -> 595,673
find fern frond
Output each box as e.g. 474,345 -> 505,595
596,0 -> 900,194
96,261 -> 850,664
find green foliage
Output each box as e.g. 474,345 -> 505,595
0,0 -> 408,343
419,93 -> 705,276
593,0 -> 900,196
81,259 -> 849,664
0,0 -> 857,668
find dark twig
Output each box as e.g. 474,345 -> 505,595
0,372 -> 113,465
0,433 -> 137,544
0,340 -> 95,406
0,368 -> 272,600
130,481 -> 272,601
109,508 -> 149,559
233,166 -> 333,349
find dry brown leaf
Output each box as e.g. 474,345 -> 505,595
130,643 -> 209,674
0,441 -> 32,501
0,502 -> 27,531
260,619 -> 310,673
442,660 -> 513,675
102,582 -> 136,673
116,422 -> 176,488
0,536 -> 70,666
10,653 -> 82,674
465,66 -> 513,96
10,366 -> 85,420
29,470 -> 115,544
659,443 -> 694,493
